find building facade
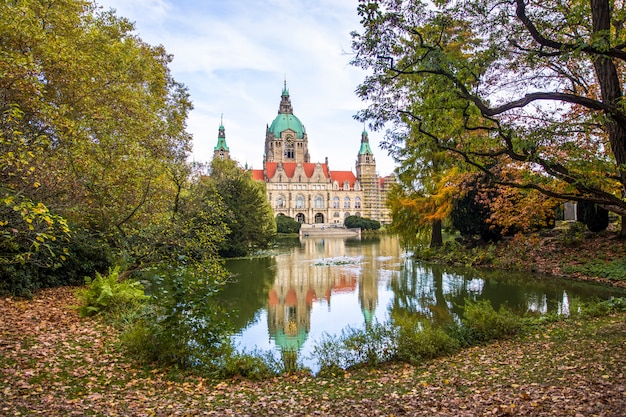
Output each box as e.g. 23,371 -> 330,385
214,83 -> 393,225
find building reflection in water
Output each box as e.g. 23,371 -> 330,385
266,237 -> 400,354
225,235 -> 624,373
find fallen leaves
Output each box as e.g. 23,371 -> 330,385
1,288 -> 626,416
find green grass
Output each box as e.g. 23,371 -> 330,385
562,258 -> 626,282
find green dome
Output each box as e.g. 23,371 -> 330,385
269,113 -> 305,139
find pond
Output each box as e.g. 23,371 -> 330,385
218,235 -> 625,372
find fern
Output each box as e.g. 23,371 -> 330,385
75,266 -> 148,317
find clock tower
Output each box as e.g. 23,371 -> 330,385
264,82 -> 310,164
213,115 -> 230,160
356,129 -> 380,219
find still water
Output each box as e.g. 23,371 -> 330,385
218,235 -> 624,371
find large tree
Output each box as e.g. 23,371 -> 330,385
1,0 -> 192,238
351,0 -> 626,234
209,159 -> 276,258
1,0 -> 198,292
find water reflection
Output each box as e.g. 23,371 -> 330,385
219,235 -> 625,371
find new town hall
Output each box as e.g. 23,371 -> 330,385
213,83 -> 393,225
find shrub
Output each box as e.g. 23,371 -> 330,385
313,324 -> 396,375
121,264 -> 232,371
75,266 -> 148,318
276,214 -> 301,234
461,299 -> 522,343
1,226 -> 112,297
344,215 -> 381,230
395,316 -> 459,364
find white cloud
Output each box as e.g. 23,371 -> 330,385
95,0 -> 395,175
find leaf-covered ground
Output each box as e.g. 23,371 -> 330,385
1,287 -> 626,416
491,232 -> 626,288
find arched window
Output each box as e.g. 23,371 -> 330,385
354,197 -> 361,209
276,195 -> 286,208
343,181 -> 350,190
334,212 -> 340,218
344,212 -> 351,218
344,197 -> 351,208
332,197 -> 340,208
296,195 -> 305,209
314,195 -> 324,209
333,181 -> 339,190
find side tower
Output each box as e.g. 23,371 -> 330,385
355,129 -> 380,219
213,116 -> 230,160
264,81 -> 310,164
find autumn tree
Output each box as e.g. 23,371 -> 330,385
387,124 -> 461,247
351,0 -> 626,235
1,0 -> 199,293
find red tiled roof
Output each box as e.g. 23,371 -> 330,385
282,162 -> 297,178
330,171 -> 357,188
265,163 -> 277,179
251,169 -> 265,181
264,161 -> 330,179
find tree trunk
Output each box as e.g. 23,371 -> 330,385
591,0 -> 626,196
430,219 -> 443,248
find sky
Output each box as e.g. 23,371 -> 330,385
94,0 -> 396,175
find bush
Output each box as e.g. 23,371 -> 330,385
313,324 -> 396,375
344,215 -> 381,230
75,266 -> 148,318
461,299 -> 522,343
451,184 -> 503,243
0,226 -> 112,297
276,214 -> 301,234
395,316 -> 459,364
121,264 -> 232,371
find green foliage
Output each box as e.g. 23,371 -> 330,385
351,0 -> 626,228
209,159 -> 276,257
276,214 -> 302,234
394,316 -> 459,364
313,323 -> 396,374
413,239 -> 497,267
580,297 -> 626,317
0,0 -> 208,295
461,299 -> 522,344
219,350 -> 281,380
577,201 -> 609,233
1,225 -> 112,297
559,221 -> 588,245
562,259 -> 626,282
121,264 -> 232,371
313,299 -> 524,373
344,215 -> 381,230
75,266 -> 148,318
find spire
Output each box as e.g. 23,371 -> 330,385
278,79 -> 293,114
214,116 -> 229,152
282,74 -> 289,95
359,128 -> 373,155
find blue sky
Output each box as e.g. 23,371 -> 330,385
94,0 -> 396,175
